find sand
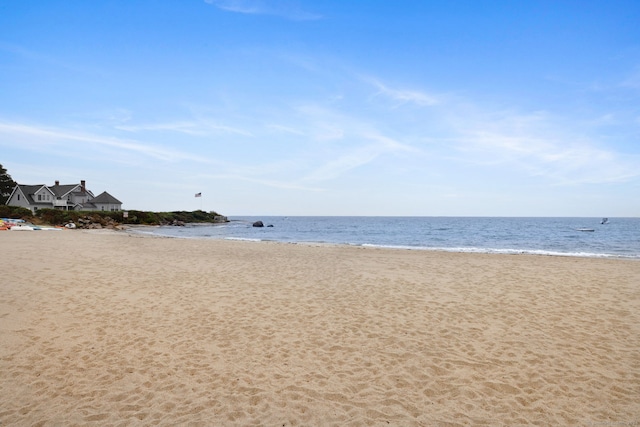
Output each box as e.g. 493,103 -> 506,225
1,229 -> 639,426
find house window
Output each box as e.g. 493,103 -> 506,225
17,194 -> 20,200
38,194 -> 42,201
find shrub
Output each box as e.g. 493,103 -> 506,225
0,205 -> 33,220
7,208 -> 226,226
36,208 -> 73,225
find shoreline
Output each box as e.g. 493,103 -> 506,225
2,230 -> 639,425
121,224 -> 640,261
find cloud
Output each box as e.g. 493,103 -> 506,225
0,121 -> 208,163
303,135 -> 417,182
283,101 -> 423,182
0,42 -> 105,75
116,120 -> 253,137
204,0 -> 322,21
448,110 -> 640,185
366,78 -> 440,107
303,145 -> 380,182
359,72 -> 638,187
265,123 -> 305,135
203,173 -> 324,191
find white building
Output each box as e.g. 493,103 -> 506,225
6,180 -> 122,213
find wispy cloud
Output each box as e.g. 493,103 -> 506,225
0,41 -> 106,75
204,0 -> 322,21
203,173 -> 325,191
303,145 -> 379,182
303,134 -> 417,182
366,78 -> 440,107
116,120 -> 253,137
0,121 -> 208,163
448,110 -> 640,185
265,123 -> 305,135
284,102 -> 423,182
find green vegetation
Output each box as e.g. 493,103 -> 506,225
0,205 -> 32,219
0,164 -> 17,205
121,210 -> 228,225
0,207 -> 227,227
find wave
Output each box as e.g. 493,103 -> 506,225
224,237 -> 263,242
361,244 -> 639,259
125,217 -> 640,259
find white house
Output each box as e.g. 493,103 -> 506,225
6,180 -> 122,213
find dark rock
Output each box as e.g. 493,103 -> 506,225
253,221 -> 264,227
267,224 -> 274,227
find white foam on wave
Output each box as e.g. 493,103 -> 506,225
224,237 -> 263,242
125,222 -> 640,259
361,244 -> 639,259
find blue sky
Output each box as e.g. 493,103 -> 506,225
1,1 -> 639,216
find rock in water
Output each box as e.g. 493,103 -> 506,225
253,221 -> 264,227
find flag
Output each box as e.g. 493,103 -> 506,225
195,192 -> 202,197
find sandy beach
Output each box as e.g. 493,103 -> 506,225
1,230 -> 639,426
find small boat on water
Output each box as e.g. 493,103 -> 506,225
577,228 -> 595,232
601,218 -> 609,224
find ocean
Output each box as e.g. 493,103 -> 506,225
130,216 -> 640,259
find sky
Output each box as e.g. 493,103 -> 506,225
1,1 -> 639,216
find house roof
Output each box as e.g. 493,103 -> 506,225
16,184 -> 50,204
91,191 -> 122,205
50,184 -> 80,198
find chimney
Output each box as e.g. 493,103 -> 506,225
81,180 -> 86,193
55,180 -> 59,186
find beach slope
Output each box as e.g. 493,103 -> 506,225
1,231 -> 639,425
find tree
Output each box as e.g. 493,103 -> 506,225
0,163 -> 17,205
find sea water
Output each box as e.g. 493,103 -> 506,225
130,217 -> 640,259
